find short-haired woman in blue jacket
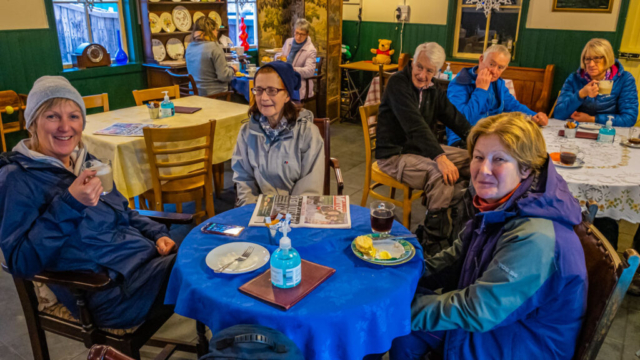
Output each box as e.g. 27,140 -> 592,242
554,38 -> 638,127
0,76 -> 177,329
368,113 -> 587,360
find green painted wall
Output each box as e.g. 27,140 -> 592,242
342,0 -> 631,111
0,0 -> 147,149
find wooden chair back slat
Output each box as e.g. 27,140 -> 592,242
82,93 -> 110,112
155,157 -> 207,168
158,169 -> 207,182
152,143 -> 211,155
132,85 -> 180,106
165,70 -> 198,97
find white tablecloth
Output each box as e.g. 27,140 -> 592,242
542,119 -> 640,223
83,96 -> 249,199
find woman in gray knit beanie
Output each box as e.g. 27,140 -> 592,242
0,76 -> 178,329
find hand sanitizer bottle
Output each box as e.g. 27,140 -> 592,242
159,91 -> 175,118
597,116 -> 616,143
444,62 -> 453,80
270,219 -> 301,289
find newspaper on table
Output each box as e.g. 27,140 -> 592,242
249,194 -> 351,229
94,123 -> 168,137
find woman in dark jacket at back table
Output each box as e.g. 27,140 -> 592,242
0,76 -> 176,329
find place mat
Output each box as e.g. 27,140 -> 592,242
558,130 -> 598,140
239,260 -> 335,311
174,106 -> 202,114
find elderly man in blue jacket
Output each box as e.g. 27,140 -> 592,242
446,45 -> 549,147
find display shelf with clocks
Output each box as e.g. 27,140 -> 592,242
140,0 -> 228,87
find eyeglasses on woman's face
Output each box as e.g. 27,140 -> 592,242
251,87 -> 287,97
584,56 -> 604,64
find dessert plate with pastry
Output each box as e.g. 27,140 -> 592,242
351,234 -> 415,265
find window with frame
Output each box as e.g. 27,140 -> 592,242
52,0 -> 127,67
453,0 -> 523,59
227,0 -> 257,47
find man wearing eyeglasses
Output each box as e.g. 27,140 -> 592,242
446,45 -> 549,147
376,42 -> 471,247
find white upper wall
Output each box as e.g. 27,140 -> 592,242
343,0 -> 449,25
0,0 -> 49,30
526,0 -> 621,32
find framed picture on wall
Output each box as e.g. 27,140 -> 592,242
552,0 -> 614,13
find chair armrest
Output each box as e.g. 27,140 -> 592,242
137,210 -> 194,225
329,157 -> 344,195
1,262 -> 112,291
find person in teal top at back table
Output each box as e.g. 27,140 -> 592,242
553,38 -> 638,127
446,45 -> 549,147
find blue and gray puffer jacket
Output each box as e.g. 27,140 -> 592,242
554,60 -> 638,127
412,158 -> 588,359
0,150 -> 174,329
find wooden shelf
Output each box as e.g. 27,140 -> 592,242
152,31 -> 192,36
148,1 -> 226,4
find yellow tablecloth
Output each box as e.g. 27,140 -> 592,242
83,96 -> 249,198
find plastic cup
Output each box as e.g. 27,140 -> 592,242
82,159 -> 113,195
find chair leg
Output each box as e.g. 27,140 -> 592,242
176,203 -> 183,213
389,187 -> 396,200
196,321 -> 208,358
213,163 -> 224,199
14,279 -> 51,360
128,197 -> 136,209
402,190 -> 412,229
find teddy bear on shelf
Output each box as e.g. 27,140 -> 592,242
371,39 -> 394,65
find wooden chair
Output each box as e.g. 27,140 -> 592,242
132,85 -> 180,106
359,104 -> 424,228
549,90 -> 561,118
141,121 -> 216,224
572,202 -> 640,360
208,91 -> 234,102
2,211 -> 196,360
300,56 -> 324,115
248,79 -> 255,105
83,93 -> 110,113
397,53 -> 410,71
165,70 -> 198,97
0,90 -> 26,152
313,118 -> 344,195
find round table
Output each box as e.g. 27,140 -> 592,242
165,204 -> 424,360
543,119 -> 640,223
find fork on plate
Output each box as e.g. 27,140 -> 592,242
215,246 -> 254,273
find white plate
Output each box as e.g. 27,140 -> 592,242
149,13 -> 162,34
553,159 -> 585,169
166,38 -> 185,60
152,39 -> 166,62
193,11 -> 205,22
579,123 -> 602,131
172,6 -> 192,32
206,242 -> 270,274
160,12 -> 176,33
208,11 -> 222,27
184,34 -> 192,49
621,139 -> 640,149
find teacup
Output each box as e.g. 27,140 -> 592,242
598,80 -> 613,95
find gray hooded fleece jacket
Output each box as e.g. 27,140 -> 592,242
231,109 -> 325,206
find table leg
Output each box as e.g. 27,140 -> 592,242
196,320 -> 208,358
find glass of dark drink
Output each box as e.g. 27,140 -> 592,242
559,144 -> 583,166
370,201 -> 395,234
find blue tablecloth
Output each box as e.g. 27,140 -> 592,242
165,204 -> 424,360
231,75 -> 301,103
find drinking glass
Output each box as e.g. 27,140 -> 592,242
628,127 -> 640,143
82,158 -> 113,195
559,144 -> 584,166
370,201 -> 395,234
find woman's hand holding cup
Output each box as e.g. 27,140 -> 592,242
579,80 -> 599,98
69,169 -> 103,206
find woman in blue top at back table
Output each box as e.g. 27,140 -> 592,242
554,38 -> 638,127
